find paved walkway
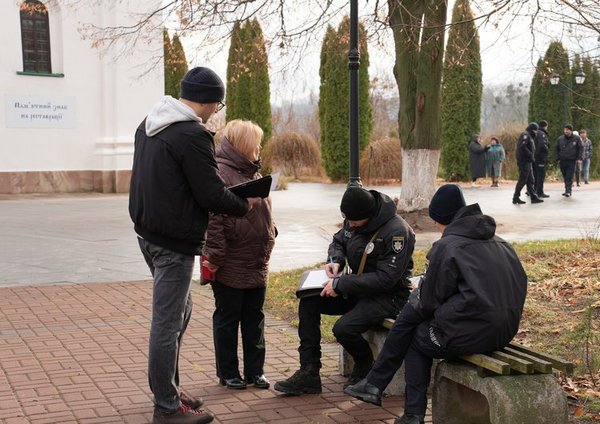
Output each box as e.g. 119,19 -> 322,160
1,180 -> 598,423
0,281 -> 416,424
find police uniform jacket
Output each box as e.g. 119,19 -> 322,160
556,134 -> 583,162
515,130 -> 535,165
534,129 -> 549,165
203,138 -> 276,289
330,191 -> 415,303
412,204 -> 527,354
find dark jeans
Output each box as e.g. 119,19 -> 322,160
534,163 -> 546,196
298,295 -> 400,367
513,162 -> 535,199
138,238 -> 195,413
366,303 -> 457,416
560,160 -> 576,194
211,282 -> 266,379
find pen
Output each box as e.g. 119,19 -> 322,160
329,256 -> 337,277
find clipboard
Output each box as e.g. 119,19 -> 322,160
295,269 -> 330,298
229,175 -> 272,198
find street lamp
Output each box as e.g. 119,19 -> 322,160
548,70 -> 586,125
348,0 -> 361,188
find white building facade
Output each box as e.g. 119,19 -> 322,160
0,0 -> 163,193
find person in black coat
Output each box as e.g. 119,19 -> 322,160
556,124 -> 583,197
274,187 -> 416,396
513,122 -> 543,204
468,134 -> 488,186
344,184 -> 528,424
533,120 -> 550,198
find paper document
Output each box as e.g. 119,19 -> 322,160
298,269 -> 330,290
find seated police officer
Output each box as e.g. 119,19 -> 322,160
274,187 -> 415,395
344,184 -> 528,424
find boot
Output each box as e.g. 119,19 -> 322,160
530,195 -> 544,204
512,197 -> 525,205
344,358 -> 374,388
394,414 -> 425,424
273,364 -> 322,395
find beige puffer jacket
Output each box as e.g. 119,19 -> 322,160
203,139 -> 276,289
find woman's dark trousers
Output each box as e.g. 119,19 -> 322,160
211,282 -> 266,379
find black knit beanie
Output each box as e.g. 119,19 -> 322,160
340,187 -> 377,220
428,184 -> 466,225
527,122 -> 539,132
180,67 -> 225,103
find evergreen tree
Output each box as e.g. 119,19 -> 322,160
226,19 -> 273,144
527,41 -> 571,157
440,0 -> 482,181
319,17 -> 372,182
163,30 -> 188,98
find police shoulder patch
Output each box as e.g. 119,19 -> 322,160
392,235 -> 405,253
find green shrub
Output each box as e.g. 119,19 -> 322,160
262,132 -> 323,179
359,137 -> 402,184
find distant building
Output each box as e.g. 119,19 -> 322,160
0,0 -> 163,194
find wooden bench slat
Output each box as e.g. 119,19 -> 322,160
508,342 -> 574,374
459,354 -> 511,375
502,347 -> 553,374
491,351 -> 534,374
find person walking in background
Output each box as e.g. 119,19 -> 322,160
485,136 -> 505,187
513,123 -> 543,205
534,120 -> 550,198
202,120 -> 276,391
469,134 -> 489,187
129,67 -> 259,424
344,184 -> 528,424
274,187 -> 415,396
579,129 -> 593,185
556,124 -> 583,197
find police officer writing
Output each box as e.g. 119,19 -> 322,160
274,187 -> 416,395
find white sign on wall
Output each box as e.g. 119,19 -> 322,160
5,95 -> 76,129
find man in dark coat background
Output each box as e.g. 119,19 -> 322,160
344,184 -> 528,424
556,124 -> 583,197
513,122 -> 543,204
534,120 -> 550,198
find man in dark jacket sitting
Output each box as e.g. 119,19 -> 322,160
274,187 -> 416,395
344,184 -> 528,424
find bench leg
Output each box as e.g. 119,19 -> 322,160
432,362 -> 568,424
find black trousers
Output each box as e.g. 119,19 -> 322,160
534,163 -> 546,196
211,282 -> 266,379
559,160 -> 576,194
366,303 -> 457,416
298,295 -> 400,367
513,162 -> 535,198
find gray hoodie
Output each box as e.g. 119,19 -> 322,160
145,96 -> 201,137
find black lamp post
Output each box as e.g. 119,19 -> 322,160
348,0 -> 361,188
549,70 -> 586,125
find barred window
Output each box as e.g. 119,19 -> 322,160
20,0 -> 51,73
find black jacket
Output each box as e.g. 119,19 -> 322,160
556,133 -> 583,162
412,204 -> 527,354
329,191 -> 415,303
129,105 -> 248,255
534,128 -> 549,165
515,130 -> 535,165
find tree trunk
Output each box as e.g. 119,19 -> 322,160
399,148 -> 440,211
389,0 -> 448,211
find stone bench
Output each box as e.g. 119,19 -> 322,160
341,318 -> 572,423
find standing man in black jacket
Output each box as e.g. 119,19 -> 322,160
534,120 -> 550,198
513,122 -> 543,204
344,184 -> 528,424
556,124 -> 583,197
129,67 -> 258,424
274,187 -> 415,395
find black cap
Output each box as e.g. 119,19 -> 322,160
527,122 -> 539,132
428,184 -> 466,225
180,67 -> 225,104
340,187 -> 377,220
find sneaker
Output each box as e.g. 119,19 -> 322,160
394,414 -> 425,424
179,390 -> 203,410
153,404 -> 214,424
274,368 -> 322,395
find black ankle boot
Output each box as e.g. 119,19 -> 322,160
512,197 -> 525,204
273,364 -> 322,395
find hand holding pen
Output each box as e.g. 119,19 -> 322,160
325,256 -> 340,278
